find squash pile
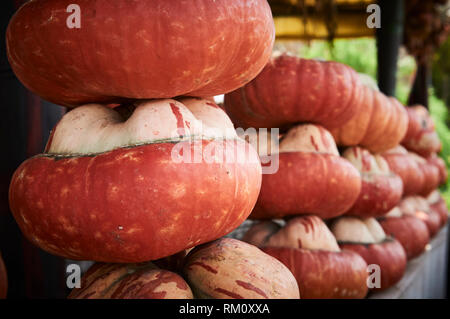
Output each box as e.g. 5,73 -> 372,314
5,1 -> 449,299
69,238 -> 299,299
225,54 -> 448,297
6,0 -> 308,299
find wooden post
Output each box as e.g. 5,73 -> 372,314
408,61 -> 430,108
376,0 -> 404,97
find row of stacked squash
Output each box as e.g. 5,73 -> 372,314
2,0 -> 448,299
224,54 -> 448,298
68,55 -> 448,299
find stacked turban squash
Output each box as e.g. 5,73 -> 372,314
225,54 -> 448,298
6,0 -> 305,299
5,1 -> 448,299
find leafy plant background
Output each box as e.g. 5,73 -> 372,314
284,38 -> 450,207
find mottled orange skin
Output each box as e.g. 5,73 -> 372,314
68,262 -> 193,299
224,55 -> 364,131
7,0 -> 275,107
251,152 -> 361,220
382,152 -> 427,196
402,105 -> 442,157
339,239 -> 407,291
378,216 -> 430,260
414,210 -> 441,238
262,247 -> 368,299
243,216 -> 366,299
430,196 -> 449,227
9,139 -> 262,262
345,173 -> 403,218
243,216 -> 340,252
183,238 -> 300,299
0,254 -> 7,299
417,161 -> 441,197
343,147 -> 403,217
427,153 -> 448,186
330,85 -> 373,146
331,89 -> 408,153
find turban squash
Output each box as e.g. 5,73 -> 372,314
70,238 -> 300,299
427,153 -> 448,185
183,238 -> 300,299
68,262 -> 194,299
330,86 -> 409,153
379,207 -> 430,260
382,146 -> 441,197
224,54 -> 364,131
6,0 -> 275,107
243,216 -> 369,299
342,147 -> 403,218
249,124 -> 361,220
402,105 -> 442,157
9,99 -> 262,262
427,190 -> 449,227
331,217 -> 407,291
397,196 -> 441,238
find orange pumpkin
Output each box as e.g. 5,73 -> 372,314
331,88 -> 409,153
249,125 -> 361,220
331,217 -> 407,291
183,238 -> 300,299
9,99 -> 262,262
379,213 -> 430,260
7,0 -> 275,107
69,262 -> 193,299
402,105 -> 442,157
342,147 -> 403,217
243,216 -> 369,299
224,55 -> 364,131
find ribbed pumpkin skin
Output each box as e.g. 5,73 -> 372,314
7,0 -> 275,107
402,105 -> 442,157
330,85 -> 374,146
418,162 -> 441,197
224,55 -> 364,131
262,247 -> 368,299
378,216 -> 430,260
414,210 -> 441,238
0,255 -> 7,299
382,152 -> 440,197
68,263 -> 193,299
382,152 -> 424,196
331,89 -> 409,153
427,154 -> 448,185
339,239 -> 407,291
430,196 -> 449,227
183,238 -> 300,299
250,152 -> 361,220
9,140 -> 262,262
342,146 -> 403,218
345,173 -> 403,218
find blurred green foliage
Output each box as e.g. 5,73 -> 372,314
432,37 -> 450,110
429,94 -> 450,207
296,37 -> 450,207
